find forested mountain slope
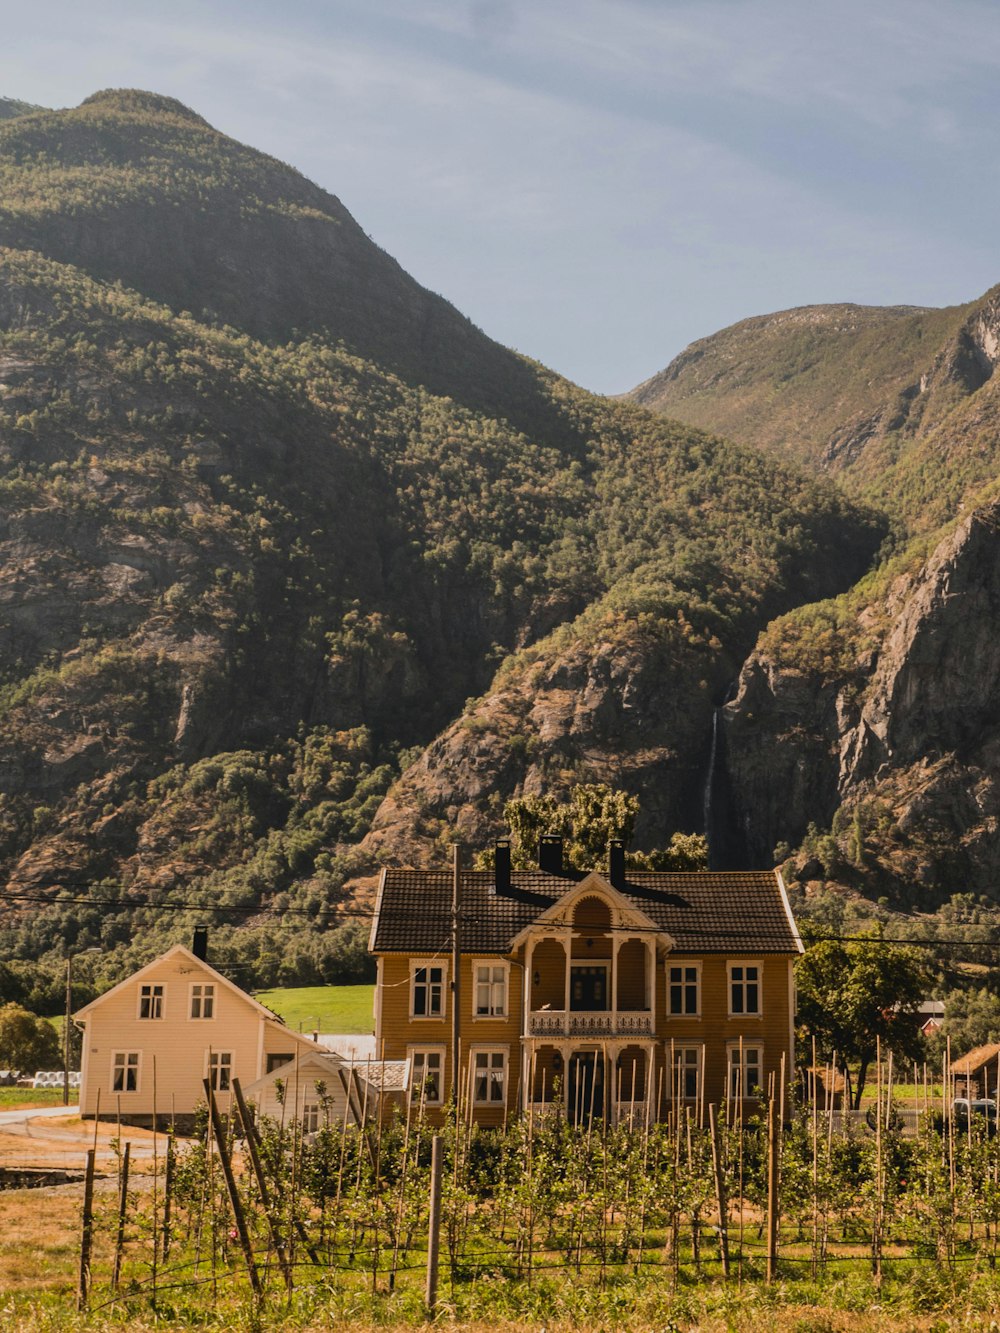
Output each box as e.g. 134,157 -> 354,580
629,291 -> 1000,535
630,289 -> 1000,907
0,91 -> 884,994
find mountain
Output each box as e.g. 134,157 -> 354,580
0,90 -> 885,996
724,501 -> 1000,908
630,289 -> 1000,907
0,98 -> 47,122
628,290 -> 1000,535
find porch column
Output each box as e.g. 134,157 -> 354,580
559,1042 -> 570,1116
645,1042 -> 656,1124
562,930 -> 572,1035
646,939 -> 656,1023
524,937 -> 536,1036
611,934 -> 621,1019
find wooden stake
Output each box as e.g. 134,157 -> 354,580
203,1077 -> 262,1297
765,1091 -> 779,1283
77,1147 -> 96,1310
111,1140 -> 131,1292
232,1077 -> 294,1286
708,1103 -> 730,1277
426,1133 -> 444,1314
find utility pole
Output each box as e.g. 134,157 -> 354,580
451,842 -> 462,1106
63,955 -> 72,1107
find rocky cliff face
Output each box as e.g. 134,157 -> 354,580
724,501 -> 1000,901
364,615 -> 721,865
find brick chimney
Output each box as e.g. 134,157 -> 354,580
538,833 -> 563,875
608,838 -> 626,890
495,838 -> 512,894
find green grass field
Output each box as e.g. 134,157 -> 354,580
254,983 -> 375,1035
0,1087 -> 78,1108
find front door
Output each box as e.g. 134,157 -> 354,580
570,965 -> 608,1011
568,1051 -> 605,1124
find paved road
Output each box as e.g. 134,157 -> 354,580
0,1105 -> 158,1163
0,1104 -> 78,1128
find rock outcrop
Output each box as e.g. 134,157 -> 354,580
724,501 -> 1000,901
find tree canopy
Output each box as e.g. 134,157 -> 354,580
795,930 -> 930,1108
0,1002 -> 61,1072
479,782 -> 709,872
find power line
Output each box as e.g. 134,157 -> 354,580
0,883 -> 998,957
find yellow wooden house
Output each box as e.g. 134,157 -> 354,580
369,836 -> 801,1126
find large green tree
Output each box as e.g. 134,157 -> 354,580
483,783 -> 708,872
0,1003 -> 61,1073
795,931 -> 929,1108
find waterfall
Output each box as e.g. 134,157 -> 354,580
702,707 -> 719,866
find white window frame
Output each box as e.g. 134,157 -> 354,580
666,962 -> 701,1017
727,1043 -> 764,1099
668,1044 -> 704,1101
111,1050 -> 141,1094
302,1102 -> 321,1134
473,959 -> 509,1018
728,961 -> 762,1017
410,960 -> 447,1020
189,982 -> 216,1020
137,982 -> 165,1020
408,1046 -> 446,1106
207,1050 -> 234,1092
471,1047 -> 508,1106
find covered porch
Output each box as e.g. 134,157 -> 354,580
521,1039 -> 656,1127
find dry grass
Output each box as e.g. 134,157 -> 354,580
0,1113 -> 161,1171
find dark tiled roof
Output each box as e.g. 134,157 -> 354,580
371,868 -> 801,956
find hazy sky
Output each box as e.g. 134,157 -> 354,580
5,0 -> 1000,393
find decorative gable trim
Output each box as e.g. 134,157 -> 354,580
509,871 -> 674,951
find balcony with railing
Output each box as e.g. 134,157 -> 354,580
527,1009 -> 654,1038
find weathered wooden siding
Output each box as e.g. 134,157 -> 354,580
378,953 -> 522,1126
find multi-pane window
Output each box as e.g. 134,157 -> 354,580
302,1103 -> 321,1134
190,983 -> 215,1019
475,964 -> 507,1016
138,983 -> 164,1019
728,1045 -> 763,1098
412,964 -> 445,1018
112,1051 -> 140,1093
671,1046 -> 702,1100
472,1049 -> 507,1105
208,1051 -> 233,1092
410,1049 -> 444,1105
668,965 -> 700,1016
729,964 -> 761,1016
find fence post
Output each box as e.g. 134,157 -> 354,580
77,1147 -> 96,1310
111,1141 -> 131,1291
426,1133 -> 444,1315
203,1077 -> 262,1298
708,1103 -> 730,1277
